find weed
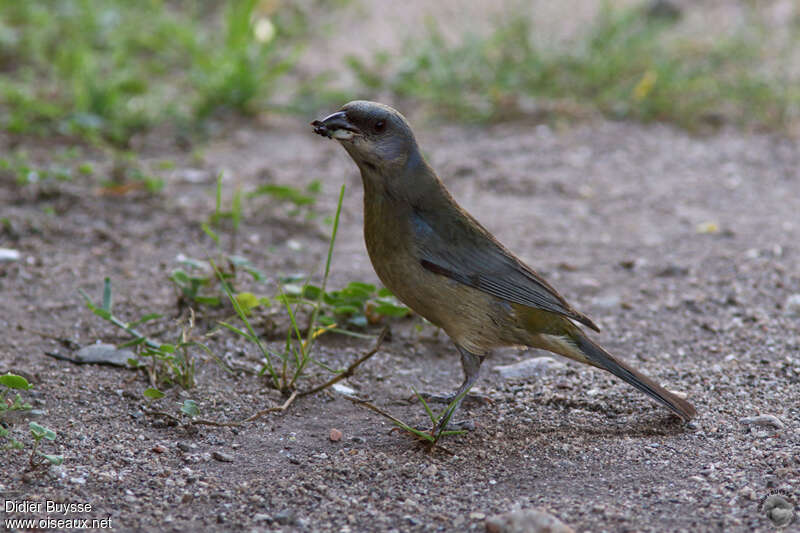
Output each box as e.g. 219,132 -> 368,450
349,5 -> 798,130
0,374 -> 63,467
281,282 -> 409,331
0,151 -> 77,185
79,279 -> 210,389
28,422 -> 64,467
0,1 -> 325,147
218,185 -> 347,392
248,180 -> 322,218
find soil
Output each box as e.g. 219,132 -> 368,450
2,114 -> 799,532
2,2 -> 800,530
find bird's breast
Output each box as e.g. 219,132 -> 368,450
362,193 -> 526,353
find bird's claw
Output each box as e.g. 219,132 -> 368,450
413,391 -> 491,407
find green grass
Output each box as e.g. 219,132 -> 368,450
3,2 -> 796,145
0,0 -> 320,147
348,5 -> 799,131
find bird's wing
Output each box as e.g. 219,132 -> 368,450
412,210 -> 599,331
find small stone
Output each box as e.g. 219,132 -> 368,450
696,221 -> 719,234
253,513 -> 272,523
493,357 -> 565,380
486,509 -> 574,533
332,383 -> 356,396
70,477 -> 86,485
422,464 -> 438,477
591,293 -> 621,309
74,343 -> 135,367
212,451 -> 234,462
667,390 -> 688,400
656,264 -> 689,277
738,486 -> 757,501
784,294 -> 800,317
329,428 -> 343,442
0,248 -> 21,262
469,512 -> 486,520
273,510 -> 294,526
739,415 -> 785,429
152,444 -> 167,454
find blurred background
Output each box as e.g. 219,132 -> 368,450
1,0 -> 799,154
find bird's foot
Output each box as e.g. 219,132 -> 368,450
412,391 -> 491,407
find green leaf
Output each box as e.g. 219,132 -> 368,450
345,281 -> 376,293
302,284 -> 322,300
177,257 -> 208,269
159,344 -> 176,353
143,387 -> 165,400
181,399 -> 199,417
373,303 -> 410,317
194,295 -> 221,306
243,266 -> 268,283
201,222 -> 220,245
377,287 -> 394,298
235,291 -> 261,315
170,269 -> 191,284
306,180 -> 322,194
92,308 -> 112,321
41,454 -> 64,465
118,337 -> 147,348
248,184 -> 315,206
333,305 -> 359,315
128,313 -> 163,328
102,277 -> 112,312
29,422 -> 57,440
0,373 -> 32,390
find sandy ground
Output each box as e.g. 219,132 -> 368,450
2,1 -> 800,532
2,114 -> 799,532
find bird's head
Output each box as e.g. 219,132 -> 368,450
312,101 -> 422,178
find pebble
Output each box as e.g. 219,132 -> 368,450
493,357 -> 565,380
738,486 -> 757,501
739,415 -> 785,429
422,464 -> 438,477
591,293 -> 621,309
273,510 -> 294,526
469,512 -> 486,520
329,428 -> 343,442
784,294 -> 800,317
212,451 -> 234,462
152,444 -> 167,454
332,383 -> 356,396
74,343 -> 135,367
0,248 -> 21,262
486,509 -> 574,533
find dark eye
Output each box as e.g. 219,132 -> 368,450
374,120 -> 386,133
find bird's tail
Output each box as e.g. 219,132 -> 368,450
546,329 -> 696,422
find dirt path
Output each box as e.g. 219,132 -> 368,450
1,116 -> 798,531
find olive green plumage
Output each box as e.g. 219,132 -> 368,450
312,101 -> 696,438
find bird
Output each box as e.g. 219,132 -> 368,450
311,100 -> 696,441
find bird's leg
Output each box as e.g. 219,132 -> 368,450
431,345 -> 484,443
415,346 -> 490,406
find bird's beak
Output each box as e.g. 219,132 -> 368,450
311,111 -> 361,141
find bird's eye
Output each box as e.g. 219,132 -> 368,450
374,120 -> 386,133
